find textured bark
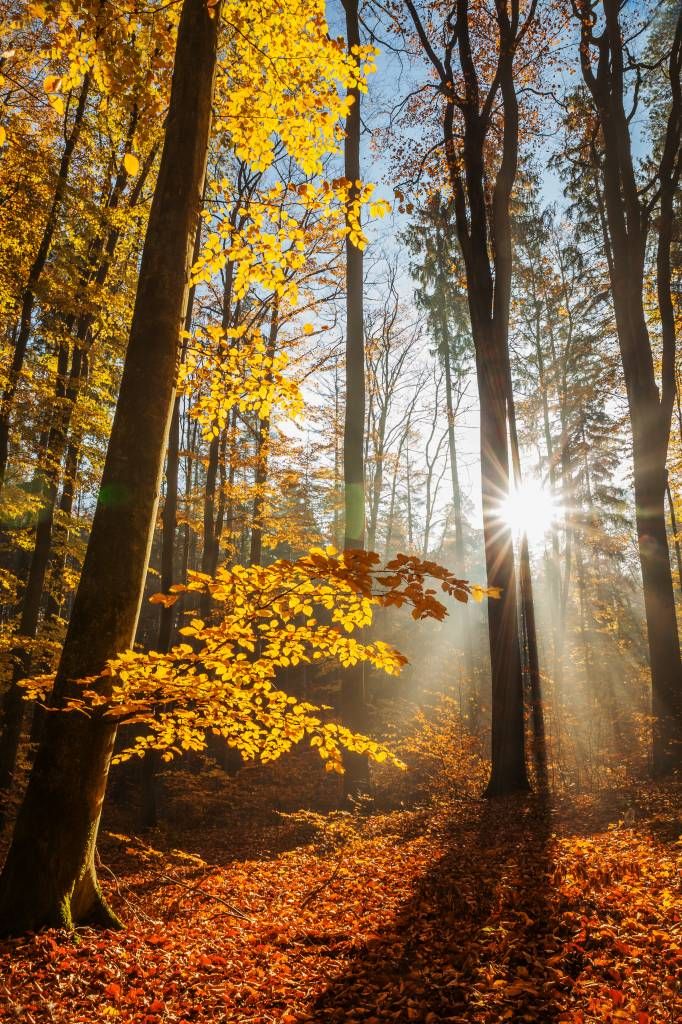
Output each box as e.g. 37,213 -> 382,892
0,0 -> 221,934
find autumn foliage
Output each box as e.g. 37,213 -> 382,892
0,0 -> 680,1017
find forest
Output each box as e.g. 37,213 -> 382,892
0,0 -> 680,1021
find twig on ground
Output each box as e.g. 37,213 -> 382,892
156,870 -> 254,922
96,860 -> 162,927
300,855 -> 344,908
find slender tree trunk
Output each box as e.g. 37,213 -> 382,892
157,216 -> 203,655
405,441 -> 414,550
384,424 -> 409,559
340,0 -> 368,797
44,437 -> 81,624
441,336 -> 476,687
443,345 -> 464,565
0,0 -> 221,934
366,407 -> 386,551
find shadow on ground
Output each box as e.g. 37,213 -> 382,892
311,794 -> 568,1024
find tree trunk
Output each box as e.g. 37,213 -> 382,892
476,341 -> 528,797
506,372 -> 548,792
366,405 -> 386,552
633,444 -> 682,773
575,0 -> 682,773
401,0 -> 532,795
340,0 -> 368,797
0,0 -> 221,934
157,215 -> 203,655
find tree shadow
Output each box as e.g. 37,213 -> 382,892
311,793 -> 566,1023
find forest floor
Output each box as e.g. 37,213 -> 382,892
0,760 -> 680,1024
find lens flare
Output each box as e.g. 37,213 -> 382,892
498,478 -> 559,543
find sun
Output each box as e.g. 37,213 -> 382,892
498,478 -> 559,543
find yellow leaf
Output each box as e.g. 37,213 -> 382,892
44,75 -> 61,93
123,153 -> 140,176
0,126 -> 5,147
302,323 -> 314,335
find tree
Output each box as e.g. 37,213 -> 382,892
0,0 -> 388,933
340,0 -> 369,796
0,0 -> 222,933
400,0 -> 543,795
572,0 -> 682,772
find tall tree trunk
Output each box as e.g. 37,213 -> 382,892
366,405 -> 387,552
476,339 -> 528,796
575,0 -> 682,772
157,215 -> 203,655
441,334 -> 475,687
340,0 -> 368,797
403,0 -> 531,795
44,437 -> 81,624
0,0 -> 221,935
200,252 -> 239,618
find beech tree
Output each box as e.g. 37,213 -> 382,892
0,0 -> 222,932
0,0 -> 394,933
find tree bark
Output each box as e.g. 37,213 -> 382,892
0,0 -> 221,934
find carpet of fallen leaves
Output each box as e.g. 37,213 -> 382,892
1,769 -> 680,1024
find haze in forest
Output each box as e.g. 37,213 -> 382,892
0,11 -> 679,1019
